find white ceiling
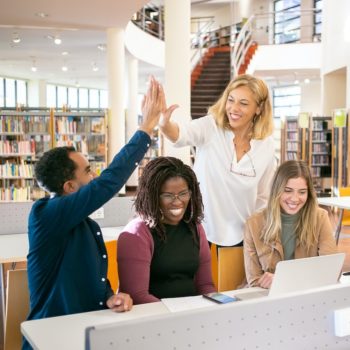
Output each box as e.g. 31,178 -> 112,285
0,0 -> 319,92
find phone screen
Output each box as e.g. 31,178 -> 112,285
203,293 -> 238,304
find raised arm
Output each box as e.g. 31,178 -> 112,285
139,76 -> 165,136
158,87 -> 180,142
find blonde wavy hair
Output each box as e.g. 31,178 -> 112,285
261,160 -> 318,252
208,74 -> 273,140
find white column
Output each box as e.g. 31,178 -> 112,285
107,27 -> 126,193
126,55 -> 139,187
163,0 -> 191,164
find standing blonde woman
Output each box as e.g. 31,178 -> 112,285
244,160 -> 338,288
160,74 -> 276,248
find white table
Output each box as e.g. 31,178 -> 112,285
0,226 -> 124,350
20,289 -> 260,350
318,196 -> 350,244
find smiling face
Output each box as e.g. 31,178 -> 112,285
159,176 -> 191,225
225,85 -> 260,132
279,177 -> 308,215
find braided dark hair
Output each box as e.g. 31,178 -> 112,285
134,156 -> 204,241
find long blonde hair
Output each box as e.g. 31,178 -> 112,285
262,160 -> 318,251
208,74 -> 274,140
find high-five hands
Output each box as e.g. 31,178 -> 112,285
139,76 -> 164,136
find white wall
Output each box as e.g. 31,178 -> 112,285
300,81 -> 322,115
322,0 -> 350,109
248,43 -> 321,72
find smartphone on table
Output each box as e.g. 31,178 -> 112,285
203,292 -> 238,304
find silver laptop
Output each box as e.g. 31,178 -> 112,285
236,253 -> 345,300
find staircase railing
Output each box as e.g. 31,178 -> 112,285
231,15 -> 255,77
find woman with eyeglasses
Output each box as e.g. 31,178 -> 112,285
117,156 -> 215,304
244,160 -> 337,288
159,74 -> 276,249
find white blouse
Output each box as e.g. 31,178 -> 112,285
174,115 -> 277,246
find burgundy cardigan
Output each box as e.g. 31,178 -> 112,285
117,217 -> 216,304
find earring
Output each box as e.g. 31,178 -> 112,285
160,209 -> 164,221
184,201 -> 194,223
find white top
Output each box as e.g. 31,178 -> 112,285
175,115 -> 276,245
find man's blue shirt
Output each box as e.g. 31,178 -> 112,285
25,130 -> 150,322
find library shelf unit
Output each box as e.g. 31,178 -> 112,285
0,109 -> 108,202
308,115 -> 332,197
281,116 -> 307,162
332,109 -> 349,193
53,111 -> 107,176
0,110 -> 52,202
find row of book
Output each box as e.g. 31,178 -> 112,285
55,117 -> 105,134
0,161 -> 34,178
0,115 -> 50,134
0,185 -> 31,201
0,140 -> 35,155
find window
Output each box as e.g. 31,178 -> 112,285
5,79 -> 16,107
89,89 -> 99,109
274,0 -> 301,44
46,84 -> 107,109
100,90 -> 108,108
79,88 -> 89,108
47,84 -> 56,108
16,80 -> 27,106
273,85 -> 301,119
314,0 -> 322,40
68,87 -> 78,108
57,86 -> 68,108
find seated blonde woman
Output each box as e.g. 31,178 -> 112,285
244,160 -> 337,288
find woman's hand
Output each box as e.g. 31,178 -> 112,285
257,272 -> 274,289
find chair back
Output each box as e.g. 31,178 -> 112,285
105,240 -> 118,292
217,247 -> 245,292
5,269 -> 29,350
339,187 -> 350,225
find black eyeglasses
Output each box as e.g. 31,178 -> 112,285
230,151 -> 256,177
160,190 -> 192,203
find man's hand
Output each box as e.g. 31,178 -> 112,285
257,272 -> 274,289
106,292 -> 133,312
139,76 -> 164,136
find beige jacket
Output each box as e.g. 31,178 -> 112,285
244,207 -> 338,287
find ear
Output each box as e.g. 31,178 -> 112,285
256,106 -> 261,116
63,180 -> 77,194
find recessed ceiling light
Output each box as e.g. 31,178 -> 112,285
62,65 -> 68,72
35,12 -> 48,18
97,44 -> 107,52
92,66 -> 99,72
304,78 -> 310,84
54,36 -> 62,45
294,79 -> 299,85
12,32 -> 21,44
31,66 -> 37,72
62,51 -> 69,56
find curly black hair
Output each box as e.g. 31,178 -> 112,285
134,156 -> 204,241
34,146 -> 77,195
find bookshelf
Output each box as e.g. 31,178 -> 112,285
0,109 -> 108,201
54,111 -> 107,176
308,116 -> 332,196
281,116 -> 307,162
331,109 -> 349,194
0,110 -> 52,201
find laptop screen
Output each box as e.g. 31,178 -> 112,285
269,253 -> 345,296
